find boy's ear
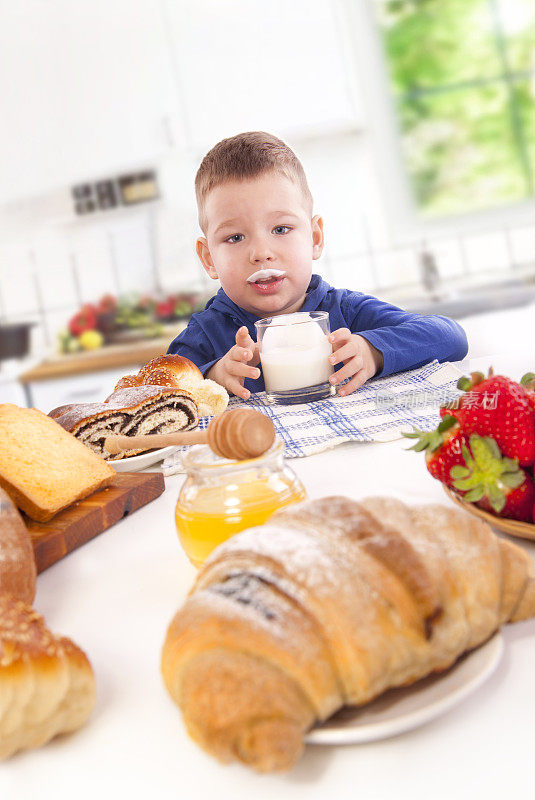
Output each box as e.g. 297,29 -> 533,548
311,215 -> 324,260
196,237 -> 218,279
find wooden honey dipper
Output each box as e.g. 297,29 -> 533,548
104,408 -> 276,460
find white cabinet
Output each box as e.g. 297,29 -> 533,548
0,378 -> 27,406
23,368 -> 130,413
0,0 -> 361,203
0,1 -> 184,203
163,0 -> 361,150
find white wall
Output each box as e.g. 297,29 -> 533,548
1,0 -> 535,361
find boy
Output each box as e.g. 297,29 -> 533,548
168,132 -> 467,400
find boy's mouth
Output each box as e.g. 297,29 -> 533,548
246,268 -> 286,295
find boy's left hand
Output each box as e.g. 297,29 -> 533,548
328,329 -> 383,396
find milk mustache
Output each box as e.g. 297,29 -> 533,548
259,313 -> 334,392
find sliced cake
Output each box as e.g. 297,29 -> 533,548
50,385 -> 199,460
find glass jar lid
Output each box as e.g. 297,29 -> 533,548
180,436 -> 285,476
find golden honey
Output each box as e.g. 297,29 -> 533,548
175,441 -> 306,568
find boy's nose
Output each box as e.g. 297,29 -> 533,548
249,243 -> 275,264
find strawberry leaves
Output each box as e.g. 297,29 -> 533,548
521,372 -> 535,391
403,414 -> 457,453
452,435 -> 528,515
403,415 -> 467,487
456,371 -> 485,392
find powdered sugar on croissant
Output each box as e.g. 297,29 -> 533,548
161,496 -> 535,773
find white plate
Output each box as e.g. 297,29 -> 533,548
305,632 -> 503,746
107,445 -> 178,472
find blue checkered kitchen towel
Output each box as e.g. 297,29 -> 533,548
160,360 -> 463,475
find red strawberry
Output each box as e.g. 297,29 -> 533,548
452,434 -> 535,522
455,374 -> 535,466
403,415 -> 468,487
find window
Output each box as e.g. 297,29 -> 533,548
372,0 -> 535,217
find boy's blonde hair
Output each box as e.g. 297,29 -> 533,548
195,131 -> 313,232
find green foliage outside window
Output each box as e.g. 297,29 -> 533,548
373,0 -> 535,215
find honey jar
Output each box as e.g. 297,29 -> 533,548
175,440 -> 306,568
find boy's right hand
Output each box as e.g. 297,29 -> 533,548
206,326 -> 261,400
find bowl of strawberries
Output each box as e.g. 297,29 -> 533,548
404,369 -> 535,540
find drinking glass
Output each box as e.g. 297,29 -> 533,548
255,311 -> 335,404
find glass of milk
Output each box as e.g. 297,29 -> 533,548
255,311 -> 335,404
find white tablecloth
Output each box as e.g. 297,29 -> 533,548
3,306 -> 535,800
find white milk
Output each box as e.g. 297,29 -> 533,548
260,315 -> 333,392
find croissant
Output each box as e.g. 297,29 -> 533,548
161,496 -> 535,773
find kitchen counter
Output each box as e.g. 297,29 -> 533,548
18,325 -> 186,384
16,324 -> 187,409
3,305 -> 535,800
382,269 -> 535,320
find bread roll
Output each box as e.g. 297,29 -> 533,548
113,354 -> 229,417
138,354 -> 203,385
175,378 -> 229,417
113,374 -> 140,391
140,367 -> 179,388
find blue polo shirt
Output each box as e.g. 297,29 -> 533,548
167,274 -> 468,394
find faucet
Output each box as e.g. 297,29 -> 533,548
419,246 -> 443,300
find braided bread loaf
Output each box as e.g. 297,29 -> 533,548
0,595 -> 96,760
113,354 -> 229,417
161,496 -> 535,773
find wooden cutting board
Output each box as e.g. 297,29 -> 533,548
25,471 -> 165,574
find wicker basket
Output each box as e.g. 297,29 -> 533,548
443,485 -> 535,541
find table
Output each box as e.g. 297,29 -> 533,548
3,308 -> 535,800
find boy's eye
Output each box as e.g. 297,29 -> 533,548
225,233 -> 244,243
273,225 -> 291,235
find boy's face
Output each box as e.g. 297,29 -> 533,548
196,171 -> 324,317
